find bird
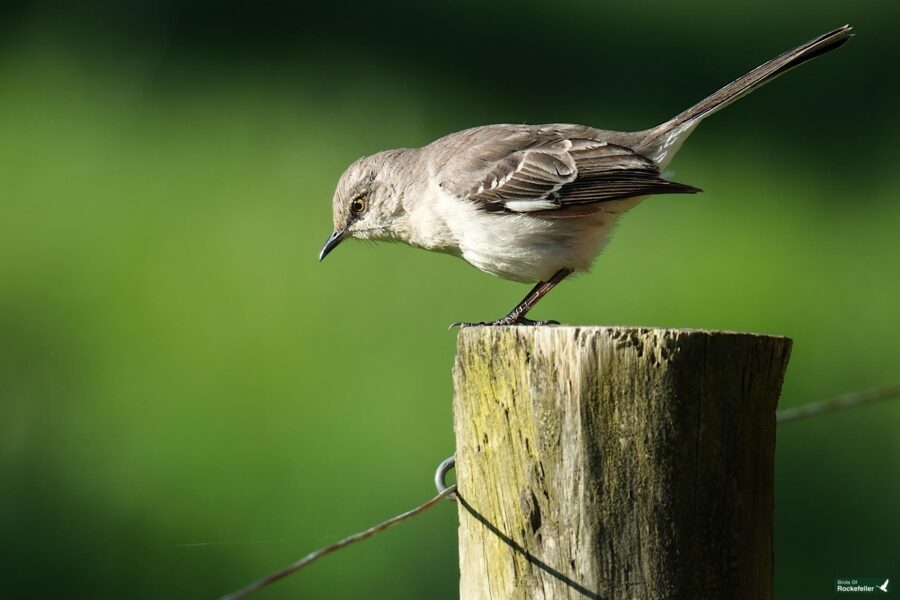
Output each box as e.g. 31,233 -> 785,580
878,579 -> 889,592
319,25 -> 853,326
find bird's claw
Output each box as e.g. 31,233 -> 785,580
514,318 -> 560,326
449,317 -> 560,329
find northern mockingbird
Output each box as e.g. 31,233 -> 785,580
319,25 -> 852,326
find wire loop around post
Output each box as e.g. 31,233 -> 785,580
434,455 -> 457,501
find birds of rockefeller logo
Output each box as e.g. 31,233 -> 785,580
835,578 -> 890,594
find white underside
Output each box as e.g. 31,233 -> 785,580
409,185 -> 643,283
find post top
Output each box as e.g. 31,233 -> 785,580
457,325 -> 791,344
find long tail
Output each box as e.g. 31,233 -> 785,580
641,25 -> 853,162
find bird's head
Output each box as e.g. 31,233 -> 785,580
319,150 -> 410,261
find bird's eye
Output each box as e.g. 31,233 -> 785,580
350,196 -> 367,216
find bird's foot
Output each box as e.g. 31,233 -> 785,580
449,316 -> 559,329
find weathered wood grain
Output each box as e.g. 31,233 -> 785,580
453,326 -> 791,600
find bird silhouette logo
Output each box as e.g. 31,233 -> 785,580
877,579 -> 889,592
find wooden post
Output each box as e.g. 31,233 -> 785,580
452,327 -> 791,600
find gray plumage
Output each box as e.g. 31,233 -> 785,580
437,132 -> 701,215
320,25 -> 852,325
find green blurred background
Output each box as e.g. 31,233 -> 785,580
1,1 -> 898,598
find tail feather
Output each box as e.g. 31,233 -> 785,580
641,25 -> 853,162
669,25 -> 852,128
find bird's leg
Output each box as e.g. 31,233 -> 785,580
452,269 -> 571,328
496,272 -> 566,325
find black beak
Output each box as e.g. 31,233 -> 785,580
318,228 -> 347,261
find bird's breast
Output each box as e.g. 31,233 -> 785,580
419,187 -> 640,283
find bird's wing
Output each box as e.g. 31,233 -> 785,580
440,135 -> 700,215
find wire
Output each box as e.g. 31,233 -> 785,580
217,485 -> 457,600
777,383 -> 900,423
